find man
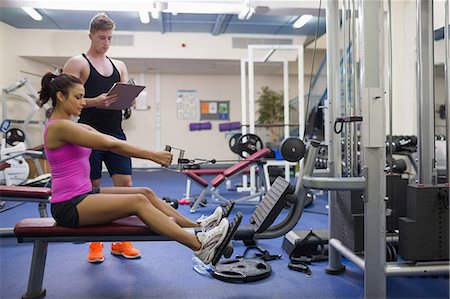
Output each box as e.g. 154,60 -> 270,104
63,12 -> 140,263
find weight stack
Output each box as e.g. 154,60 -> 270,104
398,184 -> 449,261
332,190 -> 364,253
386,175 -> 408,232
332,176 -> 409,253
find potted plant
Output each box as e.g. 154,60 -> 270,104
256,86 -> 284,146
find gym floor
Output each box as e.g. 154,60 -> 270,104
0,170 -> 449,299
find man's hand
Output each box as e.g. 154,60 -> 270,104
94,93 -> 119,108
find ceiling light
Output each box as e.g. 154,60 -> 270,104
293,14 -> 312,29
138,10 -> 150,24
22,7 -> 43,21
13,1 -> 240,14
238,6 -> 254,20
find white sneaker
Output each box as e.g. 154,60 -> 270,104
197,207 -> 223,228
194,218 -> 229,264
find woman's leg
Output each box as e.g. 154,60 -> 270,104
76,193 -> 202,251
100,187 -> 200,227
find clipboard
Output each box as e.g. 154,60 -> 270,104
105,82 -> 146,110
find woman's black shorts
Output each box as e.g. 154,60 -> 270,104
51,188 -> 100,227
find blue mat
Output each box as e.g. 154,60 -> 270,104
0,170 -> 448,299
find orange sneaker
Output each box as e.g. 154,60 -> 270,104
87,242 -> 105,263
111,242 -> 141,259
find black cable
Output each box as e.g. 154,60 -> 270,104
334,118 -> 344,134
304,0 -> 323,140
303,210 -> 328,216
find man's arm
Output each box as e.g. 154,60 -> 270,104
112,59 -> 129,83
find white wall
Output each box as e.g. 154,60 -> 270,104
1,2 -> 443,168
0,22 -> 307,168
390,0 -> 418,135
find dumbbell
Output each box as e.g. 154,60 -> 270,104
162,196 -> 179,209
385,157 -> 407,174
386,135 -> 417,152
189,196 -> 207,208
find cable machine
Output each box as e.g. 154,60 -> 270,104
283,1 -> 449,298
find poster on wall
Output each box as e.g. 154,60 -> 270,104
200,100 -> 230,120
176,90 -> 198,120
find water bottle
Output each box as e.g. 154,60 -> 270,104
192,256 -> 212,275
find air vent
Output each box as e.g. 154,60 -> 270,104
111,34 -> 134,46
232,37 -> 293,49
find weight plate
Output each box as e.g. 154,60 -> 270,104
280,137 -> 306,162
236,133 -> 263,158
229,133 -> 242,155
212,258 -> 272,283
5,128 -> 26,146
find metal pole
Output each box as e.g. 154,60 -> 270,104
351,0 -> 359,177
248,49 -> 255,136
248,49 -> 256,192
360,0 -> 387,297
445,0 -> 450,181
240,59 -> 248,136
329,238 -> 365,270
283,60 -> 290,138
417,0 -> 436,184
387,0 -> 394,175
342,0 -> 351,177
325,0 -> 344,273
283,60 -> 290,179
298,46 -> 305,141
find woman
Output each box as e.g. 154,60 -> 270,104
38,72 -> 228,265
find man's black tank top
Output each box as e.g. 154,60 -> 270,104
78,53 -> 122,134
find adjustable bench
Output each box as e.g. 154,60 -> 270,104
182,168 -> 256,200
187,148 -> 272,213
15,211 -> 242,299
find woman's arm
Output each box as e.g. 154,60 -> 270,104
48,120 -> 172,166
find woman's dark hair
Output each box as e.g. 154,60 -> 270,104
38,72 -> 82,108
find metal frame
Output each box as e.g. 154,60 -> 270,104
305,1 -> 450,298
445,0 -> 450,181
416,0 -> 436,184
1,78 -> 43,149
240,45 -> 305,192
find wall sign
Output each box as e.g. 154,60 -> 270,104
176,90 -> 198,120
200,100 -> 229,120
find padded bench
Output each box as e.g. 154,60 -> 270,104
0,186 -> 51,217
15,216 -> 193,299
14,211 -> 242,299
0,186 -> 51,236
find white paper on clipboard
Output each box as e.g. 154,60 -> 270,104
105,82 -> 146,110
